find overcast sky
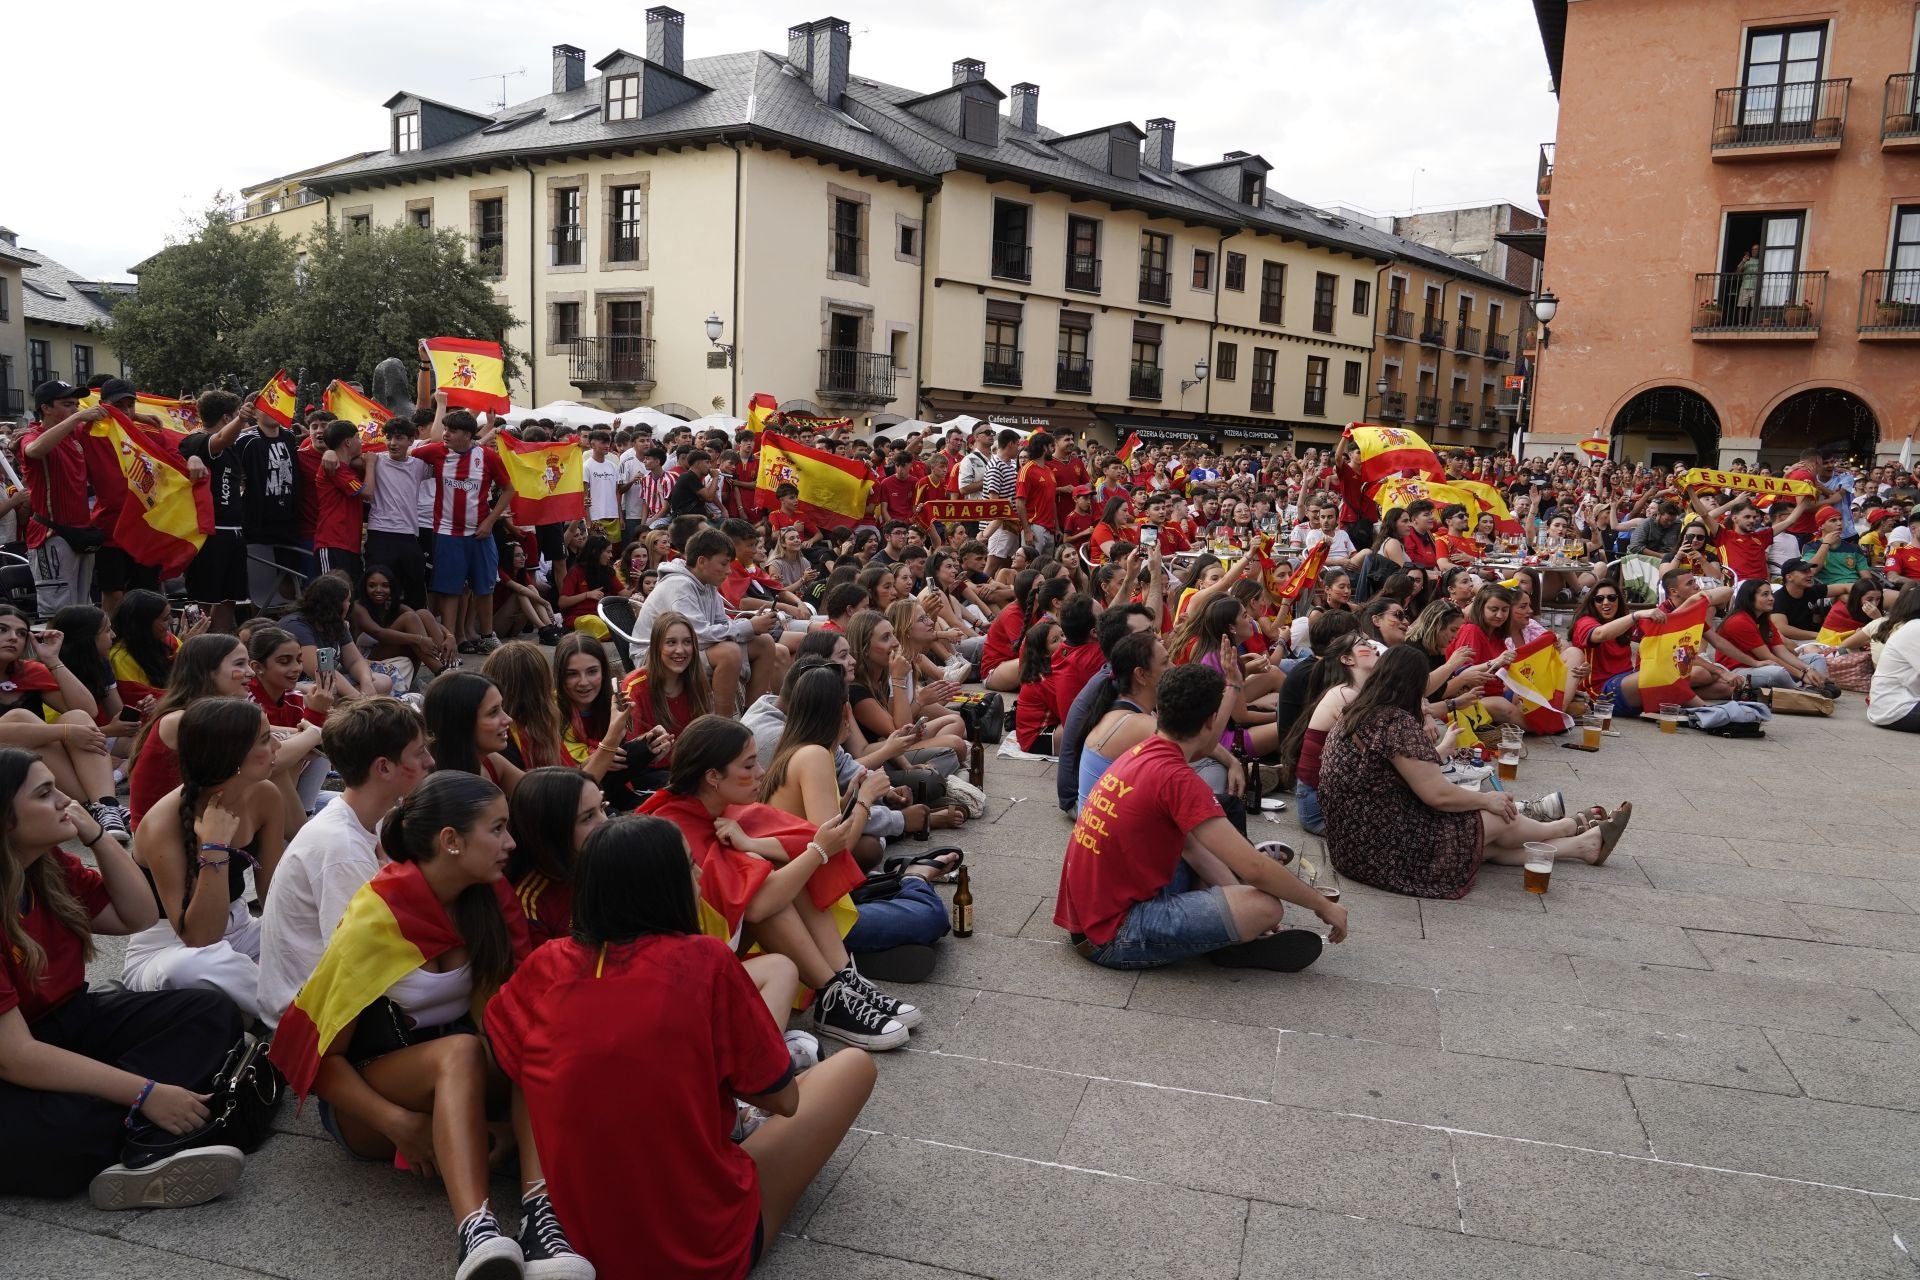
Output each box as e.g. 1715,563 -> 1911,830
10,0 -> 1557,282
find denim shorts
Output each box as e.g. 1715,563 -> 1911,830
1600,671 -> 1642,716
1079,862 -> 1239,970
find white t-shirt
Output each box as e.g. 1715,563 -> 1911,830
584,454 -> 621,521
255,798 -> 384,1029
1295,526 -> 1356,561
618,449 -> 646,520
1867,620 -> 1920,728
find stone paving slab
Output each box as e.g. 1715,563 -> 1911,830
1127,964 -> 1445,1047
1686,928 -> 1920,994
1764,1027 -> 1920,1111
1571,955 -> 1919,1042
1417,897 -> 1712,968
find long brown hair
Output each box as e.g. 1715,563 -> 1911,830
760,666 -> 848,802
553,632 -> 616,744
0,748 -> 92,984
1337,644 -> 1430,739
483,641 -> 565,768
843,609 -> 892,696
379,771 -> 514,994
130,633 -> 247,758
639,611 -> 712,732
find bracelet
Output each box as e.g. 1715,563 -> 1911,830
805,841 -> 829,867
126,1079 -> 155,1129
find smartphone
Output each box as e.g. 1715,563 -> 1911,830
838,780 -> 864,822
611,680 -> 630,712
182,604 -> 203,631
316,646 -> 339,676
1139,525 -> 1159,548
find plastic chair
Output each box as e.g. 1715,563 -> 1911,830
597,595 -> 641,667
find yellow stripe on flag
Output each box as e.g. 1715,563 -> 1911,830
253,370 -> 298,426
421,337 -> 510,413
754,431 -> 873,526
91,407 -> 211,579
284,886 -> 429,1066
1347,423 -> 1442,483
495,434 -> 584,525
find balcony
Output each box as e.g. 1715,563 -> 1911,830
1,388 -> 23,417
1129,363 -> 1163,400
1455,324 -> 1482,354
1250,383 -> 1275,414
982,344 -> 1023,387
1065,253 -> 1102,293
1711,77 -> 1849,159
1138,267 -> 1171,306
1485,330 -> 1513,362
550,225 -> 582,267
1691,269 -> 1827,340
1303,389 -> 1326,417
1415,396 -> 1439,425
1858,269 -> 1920,339
610,219 -> 644,264
1379,390 -> 1407,421
1382,308 -> 1413,341
470,236 -> 505,278
1419,315 -> 1447,346
991,240 -> 1032,283
1536,142 -> 1555,211
1885,74 -> 1920,150
569,336 -> 655,390
1480,405 -> 1504,431
1449,399 -> 1474,427
818,349 -> 897,404
1055,360 -> 1093,394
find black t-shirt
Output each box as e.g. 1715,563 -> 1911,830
1274,656 -> 1318,744
666,470 -> 708,517
237,428 -> 299,543
1775,584 -> 1827,634
180,431 -> 243,529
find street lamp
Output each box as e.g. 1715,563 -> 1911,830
1180,357 -> 1209,395
1364,373 -> 1389,418
1517,289 -> 1559,462
704,311 -> 734,364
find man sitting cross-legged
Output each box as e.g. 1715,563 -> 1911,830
1054,662 -> 1348,972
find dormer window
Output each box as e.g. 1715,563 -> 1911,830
607,74 -> 639,122
1240,172 -> 1263,206
394,111 -> 420,153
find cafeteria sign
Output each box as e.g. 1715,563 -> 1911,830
1504,375 -> 1527,392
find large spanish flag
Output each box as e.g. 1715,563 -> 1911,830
421,337 -> 511,414
753,430 -> 873,529
1453,478 -> 1525,536
1347,423 -> 1442,484
1635,592 -> 1711,711
745,392 -> 780,435
268,861 -> 530,1098
1498,631 -> 1574,735
78,391 -> 200,434
1372,475 -> 1481,522
90,406 -> 213,578
496,432 -> 584,525
321,379 -> 392,445
1578,436 -> 1611,459
252,370 -> 299,427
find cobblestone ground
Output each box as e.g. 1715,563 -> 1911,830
6,703 -> 1919,1279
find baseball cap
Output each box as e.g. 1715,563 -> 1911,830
1865,507 -> 1893,525
32,380 -> 82,409
98,377 -> 137,405
1815,505 -> 1841,525
1071,485 -> 1093,496
1781,557 -> 1814,575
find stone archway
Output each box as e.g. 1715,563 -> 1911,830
1758,387 -> 1879,469
1609,386 -> 1722,466
648,402 -> 698,421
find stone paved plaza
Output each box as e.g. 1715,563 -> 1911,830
5,703 -> 1920,1279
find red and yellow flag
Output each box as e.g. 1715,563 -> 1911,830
745,392 -> 780,435
638,790 -> 863,940
1116,432 -> 1142,465
421,337 -> 511,414
1347,423 -> 1442,484
1578,436 -> 1610,459
1274,538 -> 1327,601
495,432 -> 584,526
252,370 -> 299,427
1452,478 -> 1525,536
753,431 -> 873,529
1635,592 -> 1711,711
1372,475 -> 1481,523
321,380 -> 392,445
89,406 -> 212,579
1498,631 -> 1574,735
269,861 -> 529,1099
78,391 -> 200,434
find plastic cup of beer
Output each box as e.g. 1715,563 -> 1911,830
1595,696 -> 1615,731
1657,702 -> 1682,734
1497,749 -> 1520,782
1581,715 -> 1603,750
1522,843 -> 1556,894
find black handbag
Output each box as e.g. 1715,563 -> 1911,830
949,692 -> 1006,744
121,1033 -> 285,1168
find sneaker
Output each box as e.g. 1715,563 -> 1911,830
842,963 -> 922,1028
730,1101 -> 771,1143
943,775 -> 987,820
89,1145 -> 244,1210
87,801 -> 132,843
537,624 -> 564,646
476,633 -> 504,654
812,974 -> 910,1050
784,1028 -> 821,1072
458,640 -> 484,656
1520,790 -> 1566,823
516,1188 -> 595,1280
1206,928 -> 1325,973
456,1204 -> 525,1280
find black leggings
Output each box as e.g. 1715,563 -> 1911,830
0,986 -> 243,1198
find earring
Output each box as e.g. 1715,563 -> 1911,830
449,845 -> 462,858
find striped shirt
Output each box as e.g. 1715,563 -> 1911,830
984,456 -> 1019,501
411,442 -> 510,538
631,466 -> 673,521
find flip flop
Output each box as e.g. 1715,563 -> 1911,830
882,847 -> 965,883
1595,801 -> 1633,865
1254,841 -> 1296,866
1206,929 -> 1324,973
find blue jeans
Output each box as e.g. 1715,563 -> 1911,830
1294,780 -> 1324,835
1080,862 -> 1238,971
846,877 -> 950,953
1741,664 -> 1799,690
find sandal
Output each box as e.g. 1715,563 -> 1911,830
882,847 -> 965,883
1594,801 -> 1632,865
1254,840 -> 1296,866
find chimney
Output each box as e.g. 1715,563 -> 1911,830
808,17 -> 851,108
552,44 -> 584,94
952,57 -> 985,86
0,228 -> 16,248
1223,150 -> 1249,161
788,23 -> 813,75
1009,82 -> 1038,132
1144,117 -> 1176,171
646,7 -> 684,75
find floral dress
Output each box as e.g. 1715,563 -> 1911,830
1319,707 -> 1483,899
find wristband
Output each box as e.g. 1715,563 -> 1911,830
126,1079 -> 155,1128
805,841 -> 829,867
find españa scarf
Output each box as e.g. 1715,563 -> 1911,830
268,860 -> 531,1099
1680,468 -> 1817,499
636,790 -> 865,938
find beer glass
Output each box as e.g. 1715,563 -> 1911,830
1594,695 -> 1615,731
1522,842 -> 1555,894
1581,714 -> 1603,750
1657,702 -> 1682,734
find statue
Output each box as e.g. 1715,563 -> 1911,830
370,357 -> 417,420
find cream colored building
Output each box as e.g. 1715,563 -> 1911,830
0,234 -> 28,420
0,229 -> 129,409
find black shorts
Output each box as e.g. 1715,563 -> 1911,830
536,522 -> 566,565
94,545 -> 162,595
183,529 -> 249,605
315,547 -> 364,584
365,530 -> 429,610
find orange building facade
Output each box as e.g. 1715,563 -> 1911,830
1531,0 -> 1920,467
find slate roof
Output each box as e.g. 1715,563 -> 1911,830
14,244 -> 124,330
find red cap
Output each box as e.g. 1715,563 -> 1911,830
1071,485 -> 1093,496
1815,505 -> 1841,525
1865,507 -> 1893,525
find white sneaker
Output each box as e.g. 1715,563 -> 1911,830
89,1145 -> 245,1210
784,1028 -> 821,1071
943,775 -> 987,819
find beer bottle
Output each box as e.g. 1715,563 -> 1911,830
951,865 -> 974,938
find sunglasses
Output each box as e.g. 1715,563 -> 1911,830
1383,609 -> 1408,623
1592,593 -> 1620,602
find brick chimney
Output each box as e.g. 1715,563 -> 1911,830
646,7 -> 684,75
1144,117 -> 1176,171
1010,82 -> 1038,132
552,44 -> 584,94
952,57 -> 985,86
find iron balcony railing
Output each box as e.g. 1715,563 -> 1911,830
1139,266 -> 1171,305
818,349 -> 896,401
991,240 -> 1031,283
1480,405 -> 1503,430
1415,396 -> 1439,424
569,335 -> 655,385
1055,360 -> 1092,394
1382,308 -> 1413,340
1885,73 -> 1920,141
1712,76 -> 1850,149
1303,388 -> 1327,417
610,219 -> 644,263
1250,382 -> 1275,413
1455,324 -> 1482,354
1859,269 -> 1920,334
1379,390 -> 1407,420
551,225 -> 582,267
1419,315 -> 1447,346
1,388 -> 24,417
1692,269 -> 1827,334
1065,253 -> 1102,293
1450,399 -> 1474,427
1129,363 -> 1164,399
982,344 -> 1023,387
1485,330 -> 1513,362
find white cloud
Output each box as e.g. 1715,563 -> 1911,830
9,0 -> 1556,280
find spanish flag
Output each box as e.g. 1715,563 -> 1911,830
1453,478 -> 1525,536
1498,631 -> 1575,735
1117,432 -> 1142,465
268,861 -> 531,1099
1274,538 -> 1327,601
1372,475 -> 1481,523
1448,698 -> 1498,749
1347,423 -> 1442,484
90,406 -> 213,579
1578,436 -> 1611,460
753,431 -> 873,529
421,337 -> 511,414
78,391 -> 201,434
1635,592 -> 1711,711
252,370 -> 299,427
495,432 -> 584,526
745,392 -> 780,435
321,380 -> 392,445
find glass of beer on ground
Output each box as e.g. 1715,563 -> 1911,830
1497,726 -> 1523,782
1657,702 -> 1682,734
1523,842 -> 1556,894
1595,695 -> 1615,731
1581,714 -> 1603,750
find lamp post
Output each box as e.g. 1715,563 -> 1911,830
1517,289 -> 1557,463
704,312 -> 735,364
1363,373 -> 1390,420
1179,357 -> 1209,398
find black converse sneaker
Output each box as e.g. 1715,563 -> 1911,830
842,964 -> 922,1029
88,1145 -> 244,1210
812,973 -> 910,1050
456,1203 -> 525,1280
516,1186 -> 595,1280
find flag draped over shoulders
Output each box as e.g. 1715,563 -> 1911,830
495,434 -> 585,525
90,406 -> 212,578
636,790 -> 863,938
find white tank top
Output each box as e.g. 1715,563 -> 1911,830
385,963 -> 472,1030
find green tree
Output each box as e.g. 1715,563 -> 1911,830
98,204 -> 296,395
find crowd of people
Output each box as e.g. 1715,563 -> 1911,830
1,365 -> 1916,1279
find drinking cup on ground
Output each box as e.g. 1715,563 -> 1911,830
1522,842 -> 1556,894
